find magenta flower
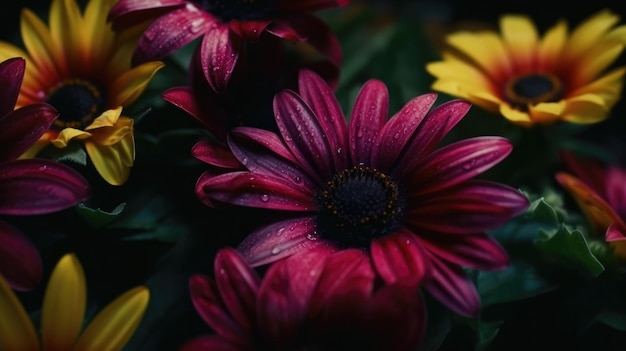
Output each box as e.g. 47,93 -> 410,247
0,57 -> 91,291
181,247 -> 426,351
108,0 -> 347,92
194,70 -> 530,316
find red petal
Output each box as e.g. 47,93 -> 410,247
0,104 -> 58,162
348,79 -> 389,166
410,136 -> 513,195
424,256 -> 481,317
0,159 -> 90,215
229,19 -> 271,41
370,230 -> 429,285
372,93 -> 437,170
0,57 -> 24,117
191,140 -> 242,170
108,0 -> 185,30
0,220 -> 42,291
162,86 -> 228,139
200,24 -> 240,92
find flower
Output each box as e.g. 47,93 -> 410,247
0,57 -> 91,291
0,0 -> 164,185
555,151 -> 626,260
181,247 -> 426,351
108,0 -> 347,92
426,9 -> 626,126
194,69 -> 530,316
0,252 -> 149,350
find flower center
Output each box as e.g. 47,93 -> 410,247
191,0 -> 276,21
504,73 -> 563,110
315,166 -> 404,248
46,79 -> 104,130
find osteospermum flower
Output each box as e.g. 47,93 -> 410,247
108,0 -> 347,92
0,0 -> 164,185
181,247 -> 426,351
556,151 -> 626,260
195,70 -> 530,316
0,253 -> 149,350
0,57 -> 91,291
426,9 -> 626,126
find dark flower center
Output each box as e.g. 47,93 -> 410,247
504,73 -> 563,111
46,79 -> 104,130
192,0 -> 276,21
315,166 -> 404,248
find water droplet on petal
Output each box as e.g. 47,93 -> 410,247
271,246 -> 281,255
307,231 -> 320,241
260,194 -> 269,202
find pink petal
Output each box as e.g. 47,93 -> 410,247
297,70 -> 349,171
228,128 -> 317,190
409,136 -> 513,195
178,335 -> 242,351
132,7 -> 214,65
372,93 -> 437,170
0,57 -> 24,117
108,0 -> 185,30
605,167 -> 626,216
162,86 -> 227,139
348,79 -> 389,166
0,104 -> 58,163
396,99 -> 471,179
0,220 -> 42,291
237,217 -> 333,267
214,248 -> 261,337
370,230 -> 429,285
200,24 -> 241,92
407,180 -> 529,234
191,140 -> 242,170
0,159 -> 90,215
229,19 -> 271,41
196,171 -> 314,210
424,256 -> 481,317
415,232 -> 509,271
273,90 -> 335,182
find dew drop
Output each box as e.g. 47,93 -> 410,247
307,231 -> 320,241
241,157 -> 248,165
294,176 -> 302,183
276,227 -> 285,236
260,194 -> 269,202
38,165 -> 48,171
271,246 -> 281,255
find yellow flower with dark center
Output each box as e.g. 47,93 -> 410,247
0,0 -> 164,185
426,9 -> 626,126
0,253 -> 149,350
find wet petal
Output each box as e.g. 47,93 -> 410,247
371,230 -> 429,285
191,139 -> 243,170
409,137 -> 513,195
372,93 -> 437,170
42,253 -> 86,351
348,79 -> 389,166
229,19 -> 270,41
0,221 -> 42,291
74,286 -> 150,351
201,24 -> 240,92
0,274 -> 39,350
0,57 -> 25,117
237,217 -> 334,267
0,104 -> 58,163
424,256 -> 480,317
108,0 -> 185,30
0,159 -> 90,215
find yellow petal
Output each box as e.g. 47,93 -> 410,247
499,104 -> 533,126
49,0 -> 81,72
50,128 -> 92,148
20,133 -> 53,159
90,116 -> 133,146
21,8 -> 66,82
566,10 -> 620,59
85,132 -> 135,186
41,253 -> 86,351
500,15 -> 538,69
528,101 -> 566,124
538,20 -> 567,68
446,31 -> 513,78
570,67 -> 625,106
0,274 -> 39,351
74,286 -> 150,351
577,43 -> 626,84
108,61 -> 165,107
0,42 -> 45,92
562,94 -> 610,124
85,107 -> 123,130
81,0 -> 115,72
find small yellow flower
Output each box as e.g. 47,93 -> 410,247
426,9 -> 626,126
0,0 -> 164,185
0,253 -> 149,351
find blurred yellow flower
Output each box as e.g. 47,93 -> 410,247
426,9 -> 626,127
0,0 -> 163,185
0,253 -> 149,351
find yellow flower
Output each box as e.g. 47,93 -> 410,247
0,0 -> 164,185
426,9 -> 626,127
0,253 -> 149,351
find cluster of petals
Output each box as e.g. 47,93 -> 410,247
426,9 -> 626,126
108,0 -> 348,92
194,69 -> 530,316
0,0 -> 164,185
181,247 -> 426,351
0,253 -> 149,351
0,57 -> 90,291
556,151 -> 626,259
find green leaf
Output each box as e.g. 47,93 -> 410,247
535,225 -> 605,276
592,311 -> 626,331
475,319 -> 504,351
75,202 -> 126,228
